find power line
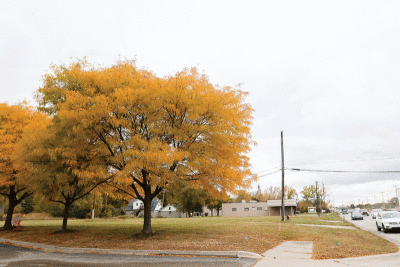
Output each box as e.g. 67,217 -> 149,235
243,167 -> 280,180
288,168 -> 400,173
287,156 -> 400,166
253,167 -> 279,175
257,169 -> 282,178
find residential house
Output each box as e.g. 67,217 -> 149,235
160,204 -> 188,218
125,198 -> 163,218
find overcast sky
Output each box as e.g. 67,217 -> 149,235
2,0 -> 400,207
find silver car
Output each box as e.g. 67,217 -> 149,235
376,211 -> 400,233
371,209 -> 383,219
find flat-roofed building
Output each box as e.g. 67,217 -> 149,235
222,199 -> 297,217
267,199 -> 297,216
222,202 -> 269,217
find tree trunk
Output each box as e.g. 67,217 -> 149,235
2,186 -> 18,230
3,199 -> 16,230
62,202 -> 71,231
142,192 -> 153,234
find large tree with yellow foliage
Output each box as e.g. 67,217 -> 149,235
36,59 -> 256,233
0,103 -> 47,229
17,113 -> 112,231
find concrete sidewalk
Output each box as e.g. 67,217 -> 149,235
254,241 -> 400,267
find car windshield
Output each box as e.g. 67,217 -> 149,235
382,212 -> 400,219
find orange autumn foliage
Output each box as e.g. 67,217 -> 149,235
16,103 -> 112,231
0,102 -> 48,229
36,59 -> 257,233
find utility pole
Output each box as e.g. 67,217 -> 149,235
92,193 -> 96,219
382,192 -> 385,210
104,193 -> 108,216
162,188 -> 167,208
281,131 -> 285,221
316,181 -> 320,217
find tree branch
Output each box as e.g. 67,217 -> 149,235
106,182 -> 137,199
130,182 -> 144,202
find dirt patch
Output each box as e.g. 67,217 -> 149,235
51,229 -> 79,234
130,232 -> 158,240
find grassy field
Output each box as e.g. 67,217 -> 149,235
0,213 -> 398,259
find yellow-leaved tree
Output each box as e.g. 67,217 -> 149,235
36,59 -> 256,233
0,103 -> 47,229
17,102 -> 113,231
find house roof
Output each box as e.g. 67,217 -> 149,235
126,198 -> 161,211
125,199 -> 142,211
161,204 -> 178,212
151,198 -> 161,211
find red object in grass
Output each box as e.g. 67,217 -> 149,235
12,214 -> 24,232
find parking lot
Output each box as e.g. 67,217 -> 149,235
344,213 -> 400,247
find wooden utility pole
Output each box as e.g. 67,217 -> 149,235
281,131 -> 285,221
316,181 -> 320,217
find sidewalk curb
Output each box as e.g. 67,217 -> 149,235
0,238 -> 262,259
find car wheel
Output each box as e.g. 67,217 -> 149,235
377,223 -> 381,231
383,225 -> 388,233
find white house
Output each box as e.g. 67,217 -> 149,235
160,204 -> 188,218
125,198 -> 163,217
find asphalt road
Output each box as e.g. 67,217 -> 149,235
0,243 -> 258,267
343,213 -> 400,246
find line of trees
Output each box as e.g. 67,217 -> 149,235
233,186 -> 298,203
161,182 -> 226,217
297,185 -> 329,213
0,59 -> 256,233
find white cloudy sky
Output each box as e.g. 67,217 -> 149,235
2,0 -> 400,207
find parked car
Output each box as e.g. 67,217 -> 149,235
360,209 -> 369,216
351,211 -> 364,220
371,209 -> 383,219
376,211 -> 400,233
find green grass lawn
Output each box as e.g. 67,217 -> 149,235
0,214 -> 397,259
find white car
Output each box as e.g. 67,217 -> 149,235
371,209 -> 383,219
376,211 -> 400,233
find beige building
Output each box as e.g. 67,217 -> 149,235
222,199 -> 297,217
